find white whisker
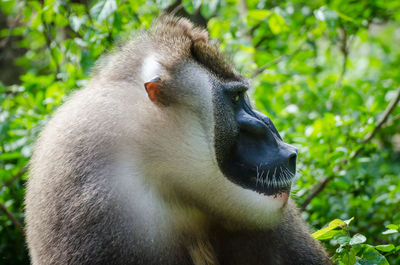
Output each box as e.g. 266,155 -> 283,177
256,166 -> 259,187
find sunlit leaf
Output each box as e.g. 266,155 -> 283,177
382,229 -> 398,235
375,244 -> 395,252
312,219 -> 346,240
385,224 -> 398,230
69,16 -> 85,32
248,9 -> 270,21
90,0 -> 117,22
349,234 -> 366,245
268,12 -> 288,34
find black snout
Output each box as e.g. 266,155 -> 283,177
236,103 -> 298,174
215,87 -> 298,196
237,109 -> 278,147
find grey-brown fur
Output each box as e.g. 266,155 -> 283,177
210,202 -> 331,265
25,16 -> 331,265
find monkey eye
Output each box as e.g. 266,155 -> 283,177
232,91 -> 244,105
224,83 -> 247,105
233,94 -> 240,103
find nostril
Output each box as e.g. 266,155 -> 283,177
288,152 -> 297,170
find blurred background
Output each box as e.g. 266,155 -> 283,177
0,0 -> 399,264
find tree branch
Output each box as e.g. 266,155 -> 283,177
383,113 -> 400,128
354,86 -> 400,156
301,86 -> 400,211
0,11 -> 22,48
4,165 -> 27,188
337,23 -> 348,85
0,202 -> 24,234
251,43 -> 304,78
40,8 -> 61,76
300,177 -> 331,211
335,20 -> 355,86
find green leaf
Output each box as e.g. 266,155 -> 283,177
201,0 -> 219,18
69,16 -> 85,32
90,0 -> 117,22
1,0 -> 15,15
335,234 -> 351,246
248,10 -> 270,21
312,219 -> 346,240
375,244 -> 395,252
0,152 -> 22,160
316,230 -> 343,240
268,12 -> 288,35
182,0 -> 198,14
334,10 -> 354,22
382,229 -> 398,235
385,224 -> 398,230
349,234 -> 366,245
55,13 -> 69,27
358,246 -> 390,265
314,6 -> 338,22
342,250 -> 356,265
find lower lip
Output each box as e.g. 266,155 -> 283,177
269,192 -> 289,202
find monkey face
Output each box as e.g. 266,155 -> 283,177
212,80 -> 298,198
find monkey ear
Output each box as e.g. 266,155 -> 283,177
144,77 -> 162,103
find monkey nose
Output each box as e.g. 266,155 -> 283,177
286,149 -> 297,174
288,152 -> 297,170
280,143 -> 297,173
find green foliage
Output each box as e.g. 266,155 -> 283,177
0,0 -> 399,264
313,218 -> 400,264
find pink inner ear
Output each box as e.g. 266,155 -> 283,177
144,81 -> 161,102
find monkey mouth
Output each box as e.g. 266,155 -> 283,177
251,165 -> 294,196
228,164 -> 295,197
253,184 -> 292,197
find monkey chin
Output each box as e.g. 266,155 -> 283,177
214,188 -> 291,231
267,192 -> 289,205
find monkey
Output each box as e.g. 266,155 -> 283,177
25,16 -> 332,265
